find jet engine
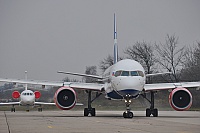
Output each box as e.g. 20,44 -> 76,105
54,87 -> 76,110
169,87 -> 192,111
12,91 -> 20,99
34,91 -> 41,99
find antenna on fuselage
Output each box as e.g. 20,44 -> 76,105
114,13 -> 118,64
25,71 -> 28,90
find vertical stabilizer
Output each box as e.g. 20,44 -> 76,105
114,14 -> 118,64
25,71 -> 28,90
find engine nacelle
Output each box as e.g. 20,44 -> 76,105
34,91 -> 41,99
54,87 -> 76,110
12,91 -> 20,99
169,87 -> 192,111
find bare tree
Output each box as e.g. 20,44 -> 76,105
99,55 -> 114,72
155,34 -> 185,82
181,42 -> 200,81
99,55 -> 123,72
83,66 -> 97,83
124,41 -> 156,75
62,77 -> 79,82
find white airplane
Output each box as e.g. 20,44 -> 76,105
0,71 -> 56,112
0,14 -> 200,118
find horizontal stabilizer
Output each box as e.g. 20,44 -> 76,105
57,71 -> 103,79
146,72 -> 172,77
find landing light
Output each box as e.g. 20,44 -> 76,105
125,100 -> 131,103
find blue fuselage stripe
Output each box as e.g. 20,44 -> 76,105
107,89 -> 140,99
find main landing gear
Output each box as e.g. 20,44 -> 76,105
123,95 -> 133,118
38,107 -> 42,112
37,105 -> 43,112
11,105 -> 15,112
142,91 -> 158,117
84,91 -> 102,117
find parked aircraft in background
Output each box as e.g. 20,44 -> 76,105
0,14 -> 199,118
0,71 -> 54,112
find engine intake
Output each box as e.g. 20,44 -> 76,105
169,88 -> 192,111
34,91 -> 41,99
54,87 -> 76,110
12,91 -> 20,99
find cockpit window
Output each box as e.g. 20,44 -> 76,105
130,71 -> 138,76
114,70 -> 144,77
121,71 -> 129,76
114,70 -> 122,77
138,71 -> 144,77
21,92 -> 34,96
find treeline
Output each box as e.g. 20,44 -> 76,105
99,34 -> 200,83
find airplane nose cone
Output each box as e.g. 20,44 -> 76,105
114,77 -> 142,89
112,77 -> 144,96
21,96 -> 35,105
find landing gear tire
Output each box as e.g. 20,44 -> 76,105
123,111 -> 133,118
153,108 -> 158,117
38,108 -> 42,112
84,108 -> 89,116
84,108 -> 96,116
146,108 -> 151,117
146,108 -> 158,117
91,108 -> 96,116
11,108 -> 15,112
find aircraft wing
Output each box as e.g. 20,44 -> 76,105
34,102 -> 56,105
0,78 -> 104,91
34,102 -> 83,106
0,102 -> 20,106
64,82 -> 104,91
0,78 -> 64,86
144,82 -> 200,91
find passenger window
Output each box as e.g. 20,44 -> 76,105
121,71 -> 129,76
114,71 -> 122,77
27,93 -> 29,95
130,71 -> 138,76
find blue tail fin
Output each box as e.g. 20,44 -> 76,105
114,14 -> 118,64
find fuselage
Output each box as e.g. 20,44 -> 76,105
20,90 -> 35,106
103,59 -> 146,99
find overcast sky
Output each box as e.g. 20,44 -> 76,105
0,0 -> 200,81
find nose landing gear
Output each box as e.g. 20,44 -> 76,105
123,95 -> 133,118
123,111 -> 133,118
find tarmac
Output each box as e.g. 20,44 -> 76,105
0,110 -> 200,133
